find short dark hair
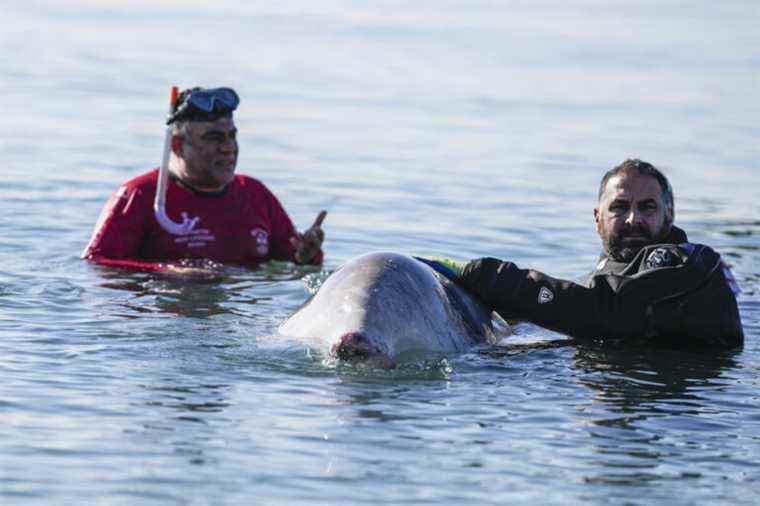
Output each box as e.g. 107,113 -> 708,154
597,159 -> 674,214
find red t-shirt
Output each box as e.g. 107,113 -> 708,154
83,168 -> 322,272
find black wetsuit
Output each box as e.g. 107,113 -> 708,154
460,227 -> 743,348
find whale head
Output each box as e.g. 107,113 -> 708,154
279,252 -> 502,367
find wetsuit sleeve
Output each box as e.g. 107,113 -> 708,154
265,191 -> 324,265
460,258 -> 624,337
460,248 -> 743,348
82,186 -> 169,273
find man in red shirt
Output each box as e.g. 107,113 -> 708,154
83,87 -> 325,275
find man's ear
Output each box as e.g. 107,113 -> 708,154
170,134 -> 184,155
594,207 -> 604,236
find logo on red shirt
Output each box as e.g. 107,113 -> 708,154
250,228 -> 269,256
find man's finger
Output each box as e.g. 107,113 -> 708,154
310,210 -> 327,229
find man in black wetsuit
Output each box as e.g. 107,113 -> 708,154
458,159 -> 743,348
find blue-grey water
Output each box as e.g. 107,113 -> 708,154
2,1 -> 759,504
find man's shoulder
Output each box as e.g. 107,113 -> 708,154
120,168 -> 159,192
232,174 -> 277,198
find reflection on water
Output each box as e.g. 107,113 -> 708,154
574,345 -> 739,409
101,278 -> 249,318
91,260 -> 324,319
571,345 -> 747,487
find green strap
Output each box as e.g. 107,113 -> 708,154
425,257 -> 467,277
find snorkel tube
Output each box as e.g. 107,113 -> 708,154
154,85 -> 200,235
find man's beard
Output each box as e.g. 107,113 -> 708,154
604,223 -> 666,262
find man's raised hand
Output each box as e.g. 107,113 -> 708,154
291,210 -> 327,264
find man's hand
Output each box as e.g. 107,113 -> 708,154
459,257 -> 506,296
291,210 -> 327,264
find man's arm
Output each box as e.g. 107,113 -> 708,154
82,185 -> 172,274
460,258 -> 632,339
460,245 -> 743,348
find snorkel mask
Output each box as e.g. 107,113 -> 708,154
166,87 -> 240,125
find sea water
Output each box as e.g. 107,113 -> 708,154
1,1 -> 759,504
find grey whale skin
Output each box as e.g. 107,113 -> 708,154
279,252 -> 505,367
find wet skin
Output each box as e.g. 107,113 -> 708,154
594,171 -> 673,262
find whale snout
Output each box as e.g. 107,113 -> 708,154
332,332 -> 395,368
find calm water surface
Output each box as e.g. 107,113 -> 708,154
1,1 -> 759,504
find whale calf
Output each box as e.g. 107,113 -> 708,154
279,252 -> 507,367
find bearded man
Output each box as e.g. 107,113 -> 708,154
455,159 -> 743,348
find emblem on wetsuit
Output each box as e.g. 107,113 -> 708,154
250,227 -> 269,255
645,247 -> 682,270
538,286 -> 554,304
